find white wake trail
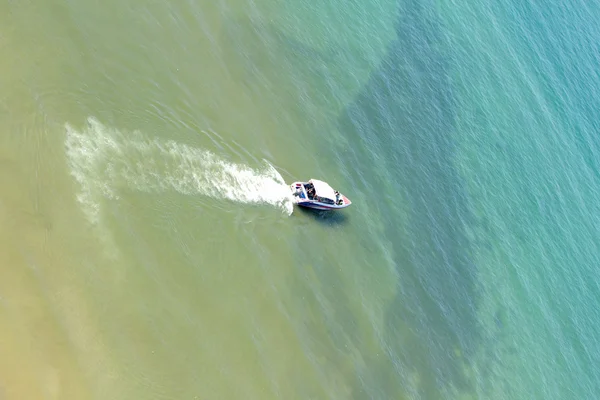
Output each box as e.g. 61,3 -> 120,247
65,117 -> 294,229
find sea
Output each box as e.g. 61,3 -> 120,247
1,0 -> 599,399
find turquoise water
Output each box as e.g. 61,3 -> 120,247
1,0 -> 600,399
332,0 -> 600,398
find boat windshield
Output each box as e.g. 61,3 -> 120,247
317,196 -> 335,205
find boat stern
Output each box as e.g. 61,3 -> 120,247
290,182 -> 307,203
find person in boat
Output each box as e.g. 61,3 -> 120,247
335,190 -> 343,205
307,186 -> 316,199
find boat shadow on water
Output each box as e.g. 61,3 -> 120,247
294,206 -> 349,226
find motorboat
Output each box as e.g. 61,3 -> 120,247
290,179 -> 351,210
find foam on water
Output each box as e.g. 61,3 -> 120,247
65,117 -> 294,230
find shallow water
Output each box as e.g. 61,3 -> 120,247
1,0 -> 600,399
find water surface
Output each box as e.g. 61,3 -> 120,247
1,0 -> 600,399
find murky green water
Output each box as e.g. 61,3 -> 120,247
2,0 -> 600,399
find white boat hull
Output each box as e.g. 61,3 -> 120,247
290,181 -> 351,210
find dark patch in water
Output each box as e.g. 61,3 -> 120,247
335,0 -> 481,398
294,206 -> 349,227
219,3 -> 485,397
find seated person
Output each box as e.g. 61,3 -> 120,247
335,191 -> 343,205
